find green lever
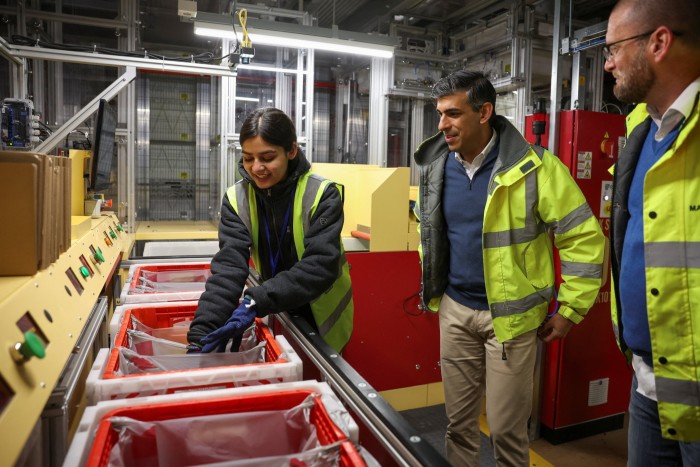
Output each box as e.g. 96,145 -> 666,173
94,249 -> 105,263
79,266 -> 90,278
116,224 -> 124,232
19,331 -> 46,360
109,230 -> 117,239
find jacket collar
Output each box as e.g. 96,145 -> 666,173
413,115 -> 532,171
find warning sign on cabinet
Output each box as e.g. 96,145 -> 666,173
577,151 -> 592,179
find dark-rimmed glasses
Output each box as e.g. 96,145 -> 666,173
602,29 -> 684,61
602,31 -> 655,61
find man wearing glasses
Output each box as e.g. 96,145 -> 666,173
604,0 -> 700,465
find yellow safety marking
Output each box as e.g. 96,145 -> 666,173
480,414 -> 554,467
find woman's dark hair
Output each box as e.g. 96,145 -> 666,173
239,107 -> 297,152
431,70 -> 497,122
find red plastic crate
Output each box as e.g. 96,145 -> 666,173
86,389 -> 364,467
105,305 -> 285,381
120,262 -> 211,304
86,302 -> 303,402
127,302 -> 196,329
127,263 -> 211,292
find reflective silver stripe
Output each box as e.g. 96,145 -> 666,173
646,242 -> 700,268
302,175 -> 320,235
491,287 -> 553,317
551,203 -> 595,235
301,174 -> 332,236
560,260 -> 603,279
484,171 -> 545,248
234,183 -> 252,233
483,225 -> 547,248
656,376 -> 700,407
317,286 -> 353,337
612,320 -> 620,340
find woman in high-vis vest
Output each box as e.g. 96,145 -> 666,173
187,107 -> 353,353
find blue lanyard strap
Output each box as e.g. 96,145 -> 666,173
257,187 -> 295,277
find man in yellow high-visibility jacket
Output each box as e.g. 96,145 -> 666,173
414,70 -> 605,466
604,0 -> 700,464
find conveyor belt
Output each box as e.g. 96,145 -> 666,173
270,308 -> 450,466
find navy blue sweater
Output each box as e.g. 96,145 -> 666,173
619,120 -> 682,361
443,143 -> 498,310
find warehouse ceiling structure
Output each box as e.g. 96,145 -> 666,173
0,1 -> 618,57
141,0 -> 618,56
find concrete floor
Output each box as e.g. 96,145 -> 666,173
401,404 -> 628,466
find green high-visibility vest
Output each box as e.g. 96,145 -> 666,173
227,172 -> 353,352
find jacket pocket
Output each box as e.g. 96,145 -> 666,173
522,242 -> 551,290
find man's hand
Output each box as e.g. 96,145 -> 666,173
537,313 -> 574,343
199,297 -> 256,353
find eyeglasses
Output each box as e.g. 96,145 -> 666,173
602,31 -> 655,61
602,29 -> 684,61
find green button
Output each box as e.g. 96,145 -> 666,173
79,266 -> 90,278
117,224 -> 124,232
20,331 -> 46,359
94,249 -> 105,263
109,231 -> 117,239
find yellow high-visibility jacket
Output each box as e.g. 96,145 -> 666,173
610,94 -> 700,441
414,115 -> 605,343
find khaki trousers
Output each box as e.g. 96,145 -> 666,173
439,294 -> 536,467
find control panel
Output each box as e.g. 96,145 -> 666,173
0,214 -> 125,467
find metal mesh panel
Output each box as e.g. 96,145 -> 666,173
135,73 -> 216,221
313,89 -> 332,163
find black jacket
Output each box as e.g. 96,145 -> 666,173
187,150 -> 345,344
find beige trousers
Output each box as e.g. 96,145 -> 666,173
439,294 -> 537,467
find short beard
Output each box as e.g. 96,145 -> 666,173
613,46 -> 655,103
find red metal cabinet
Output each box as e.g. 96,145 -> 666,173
526,110 -> 633,443
343,251 -> 442,392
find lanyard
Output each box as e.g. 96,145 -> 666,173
257,187 -> 295,277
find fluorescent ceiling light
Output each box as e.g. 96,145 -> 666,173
194,13 -> 396,59
235,96 -> 259,102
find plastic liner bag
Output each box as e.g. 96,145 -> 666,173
116,341 -> 266,375
126,322 -> 259,355
128,317 -> 192,347
134,269 -> 212,293
105,394 -> 347,467
126,330 -> 189,356
203,442 -> 348,467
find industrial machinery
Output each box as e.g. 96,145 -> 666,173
525,109 -> 632,443
0,214 -> 126,466
0,98 -> 39,150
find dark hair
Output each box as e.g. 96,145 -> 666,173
239,107 -> 297,152
614,0 -> 700,45
431,70 -> 497,122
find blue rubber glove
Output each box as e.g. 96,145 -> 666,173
199,297 -> 257,353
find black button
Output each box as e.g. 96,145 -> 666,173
649,211 -> 657,219
659,357 -> 668,364
651,288 -> 659,296
668,428 -> 677,435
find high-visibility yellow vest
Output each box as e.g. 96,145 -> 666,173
228,172 -> 353,353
